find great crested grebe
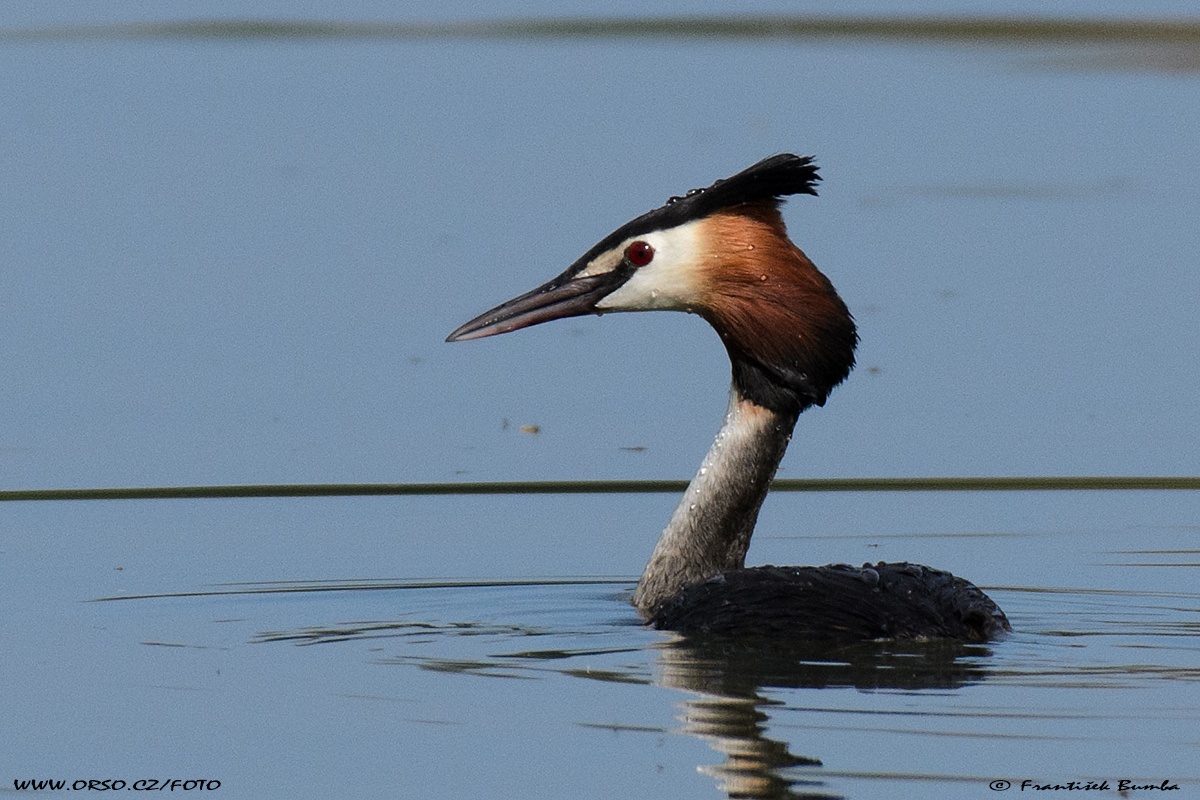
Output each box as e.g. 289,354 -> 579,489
447,154 -> 1009,642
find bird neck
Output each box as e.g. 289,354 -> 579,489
632,384 -> 799,617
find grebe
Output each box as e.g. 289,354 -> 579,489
447,154 -> 1009,642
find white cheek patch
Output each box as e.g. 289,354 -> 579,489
595,221 -> 706,312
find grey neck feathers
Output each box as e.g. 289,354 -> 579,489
632,384 -> 799,617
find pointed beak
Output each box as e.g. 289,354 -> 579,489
446,269 -> 627,342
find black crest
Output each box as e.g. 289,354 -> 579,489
564,154 -> 820,276
664,153 -> 820,220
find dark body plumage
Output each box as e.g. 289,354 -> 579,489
650,562 -> 1010,642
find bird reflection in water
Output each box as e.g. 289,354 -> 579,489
655,634 -> 998,799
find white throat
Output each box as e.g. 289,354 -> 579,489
632,384 -> 799,616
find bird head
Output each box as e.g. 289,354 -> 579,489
446,154 -> 857,415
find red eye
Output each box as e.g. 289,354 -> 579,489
624,240 -> 655,267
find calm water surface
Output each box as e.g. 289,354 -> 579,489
6,489 -> 1198,798
3,5 -> 1199,799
